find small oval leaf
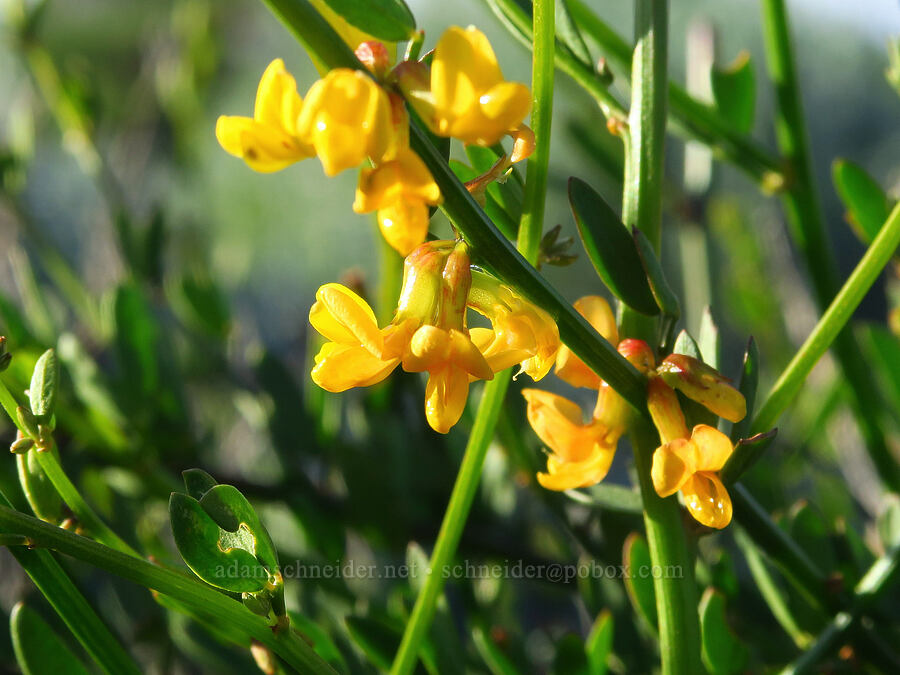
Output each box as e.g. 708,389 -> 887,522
10,603 -> 91,675
586,610 -> 613,675
623,533 -> 657,632
319,0 -> 415,42
17,446 -> 63,523
569,178 -> 659,315
29,348 -> 58,420
699,588 -> 748,675
832,159 -> 892,246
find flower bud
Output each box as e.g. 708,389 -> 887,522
355,40 -> 391,78
647,375 -> 689,444
656,354 -> 746,423
395,241 -> 453,325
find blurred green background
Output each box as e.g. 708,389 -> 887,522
0,0 -> 899,673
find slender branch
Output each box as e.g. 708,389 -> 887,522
391,3 -> 555,670
751,201 -> 900,434
0,505 -> 336,674
759,0 -> 900,490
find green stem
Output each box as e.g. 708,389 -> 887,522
0,377 -> 138,557
751,201 -> 900,435
391,3 -> 555,671
759,0 -> 900,491
0,505 -> 335,674
516,0 -> 555,263
778,545 -> 900,675
389,376 -> 511,675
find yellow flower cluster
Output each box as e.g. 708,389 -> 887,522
215,26 -> 532,256
521,297 -> 747,529
309,240 -> 559,434
521,297 -> 655,491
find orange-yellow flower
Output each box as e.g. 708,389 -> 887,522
216,59 -> 314,173
522,389 -> 620,491
426,26 -> 531,146
467,271 -> 560,381
296,68 -> 394,176
651,425 -> 735,529
353,147 -> 441,256
555,296 -> 618,389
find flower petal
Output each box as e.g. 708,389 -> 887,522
537,443 -> 616,491
681,473 -> 733,529
309,283 -> 382,353
254,59 -> 303,133
424,365 -> 469,433
431,26 -> 503,121
651,438 -> 699,498
555,296 -> 617,389
690,424 -> 734,472
215,116 -> 307,173
378,200 -> 430,256
311,343 -> 398,392
522,389 -> 608,463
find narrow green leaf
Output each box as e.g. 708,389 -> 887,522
877,493 -> 900,551
585,610 -> 613,675
860,324 -> 900,412
633,227 -> 681,319
571,483 -> 642,514
113,283 -> 159,398
17,446 -> 63,523
345,615 -> 400,671
697,307 -> 720,369
789,502 -> 836,575
473,626 -> 521,675
832,159 -> 892,245
289,612 -> 347,668
720,429 -> 777,485
673,329 -> 702,360
169,273 -> 231,339
10,603 -> 91,675
730,337 -> 759,442
698,588 -> 749,675
623,533 -> 657,632
28,348 -> 58,420
711,51 -> 755,134
569,178 -> 658,315
553,633 -> 589,675
319,0 -> 415,41
555,0 -> 592,65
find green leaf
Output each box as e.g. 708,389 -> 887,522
344,615 -> 401,671
574,483 -> 643,514
585,609 -> 613,675
633,227 -> 680,319
289,612 -> 347,668
555,0 -> 592,65
623,533 -> 657,632
28,348 -> 58,420
182,468 -> 218,500
719,429 -> 777,486
672,329 -> 702,360
730,337 -> 759,442
699,588 -> 748,675
473,626 -> 521,675
10,603 -> 91,675
199,485 -> 279,572
169,273 -> 231,339
169,492 -> 270,593
553,633 -> 589,675
569,178 -> 658,315
788,502 -> 835,575
860,324 -> 900,413
711,51 -> 755,134
319,0 -> 415,41
450,160 -> 518,240
877,493 -> 900,550
17,446 -> 63,523
465,144 -> 524,219
114,283 -> 159,398
832,159 -> 892,245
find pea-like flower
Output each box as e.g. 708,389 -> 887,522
422,26 -> 531,146
216,59 -> 314,173
296,68 -> 394,176
467,271 -> 560,381
554,296 -> 619,389
353,147 -> 442,256
647,375 -> 738,529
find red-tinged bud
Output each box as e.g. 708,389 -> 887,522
439,241 -> 472,331
656,354 -> 747,423
647,375 -> 689,444
355,40 -> 391,78
395,241 -> 454,325
617,338 -> 655,372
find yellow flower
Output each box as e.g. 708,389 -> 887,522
650,424 -> 735,529
296,68 -> 394,176
216,59 -> 314,173
402,325 -> 493,433
522,389 -> 619,491
309,283 -> 415,392
353,147 -> 442,255
428,26 -> 531,146
467,271 -> 560,381
555,296 -> 618,389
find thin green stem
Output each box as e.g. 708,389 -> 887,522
751,201 -> 900,435
0,505 -> 336,674
389,377 -> 511,675
391,4 -> 555,670
516,0 -> 555,262
759,0 -> 900,491
0,377 -> 138,557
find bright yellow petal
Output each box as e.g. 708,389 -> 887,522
554,296 -> 616,389
449,329 -> 494,381
403,325 -> 451,372
681,473 -> 733,529
650,438 -> 699,498
354,148 -> 440,214
537,444 -> 616,491
309,283 -> 382,353
431,26 -> 502,121
424,365 -> 469,434
690,424 -> 734,472
311,343 -> 398,392
378,200 -> 430,256
479,81 -> 531,125
215,116 -> 308,173
254,59 -> 300,132
522,389 -> 607,463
